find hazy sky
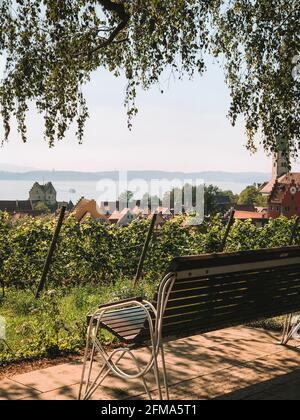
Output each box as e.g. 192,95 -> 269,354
0,58 -> 299,173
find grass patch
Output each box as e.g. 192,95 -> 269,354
0,279 -> 288,367
0,278 -> 156,366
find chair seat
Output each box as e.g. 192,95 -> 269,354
87,306 -> 150,344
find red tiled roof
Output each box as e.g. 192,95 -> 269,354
72,198 -> 108,222
234,211 -> 267,220
132,206 -> 142,215
277,173 -> 300,185
119,208 -> 130,216
260,179 -> 276,194
260,173 -> 300,195
109,210 -> 122,221
266,174 -> 300,205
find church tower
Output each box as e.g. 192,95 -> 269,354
272,138 -> 290,180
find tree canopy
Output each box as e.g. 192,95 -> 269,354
238,185 -> 268,207
0,0 -> 299,157
118,190 -> 134,204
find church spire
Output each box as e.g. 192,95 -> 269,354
272,138 -> 290,180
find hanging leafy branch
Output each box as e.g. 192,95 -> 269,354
0,0 -> 299,157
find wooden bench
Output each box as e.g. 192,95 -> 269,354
79,246 -> 300,400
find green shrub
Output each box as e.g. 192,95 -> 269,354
0,212 -> 299,291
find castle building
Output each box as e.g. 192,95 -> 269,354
29,182 -> 57,206
0,182 -> 73,216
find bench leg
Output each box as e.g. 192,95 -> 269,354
281,313 -> 300,346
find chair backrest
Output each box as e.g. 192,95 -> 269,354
154,246 -> 300,340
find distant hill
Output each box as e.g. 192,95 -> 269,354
0,170 -> 270,185
0,164 -> 37,173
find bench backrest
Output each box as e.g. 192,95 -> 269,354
154,246 -> 300,340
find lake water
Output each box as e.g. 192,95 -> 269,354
0,180 -> 249,203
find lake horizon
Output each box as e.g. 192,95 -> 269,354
0,179 -> 252,204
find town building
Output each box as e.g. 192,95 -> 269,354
72,198 -> 109,222
108,208 -> 136,226
0,182 -> 71,217
72,197 -> 175,226
231,210 -> 269,227
260,174 -> 300,219
231,139 -> 300,222
259,139 -> 300,219
155,207 -> 173,220
0,200 -> 40,216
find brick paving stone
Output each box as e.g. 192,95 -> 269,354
1,327 -> 300,400
0,378 -> 41,400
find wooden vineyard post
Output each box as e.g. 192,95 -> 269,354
35,206 -> 66,298
134,213 -> 157,288
290,216 -> 300,246
220,207 -> 235,252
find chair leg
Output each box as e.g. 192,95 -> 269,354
78,327 -> 94,400
84,337 -> 99,397
153,355 -> 163,400
79,323 -> 118,401
160,344 -> 170,400
141,375 -> 153,400
83,364 -> 112,401
80,341 -> 155,401
83,350 -> 126,401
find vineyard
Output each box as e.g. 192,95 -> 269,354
0,212 -> 299,365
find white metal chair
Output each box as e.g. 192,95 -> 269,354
78,273 -> 175,401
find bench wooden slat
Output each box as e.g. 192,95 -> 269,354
165,283 -> 300,308
167,280 -> 300,302
162,294 -> 300,320
161,287 -> 300,317
163,302 -> 300,332
171,266 -> 300,291
163,295 -> 300,324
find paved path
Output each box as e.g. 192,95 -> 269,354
1,327 -> 300,400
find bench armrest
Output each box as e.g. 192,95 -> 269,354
98,296 -> 144,310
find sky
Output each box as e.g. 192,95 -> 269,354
0,58 -> 299,174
